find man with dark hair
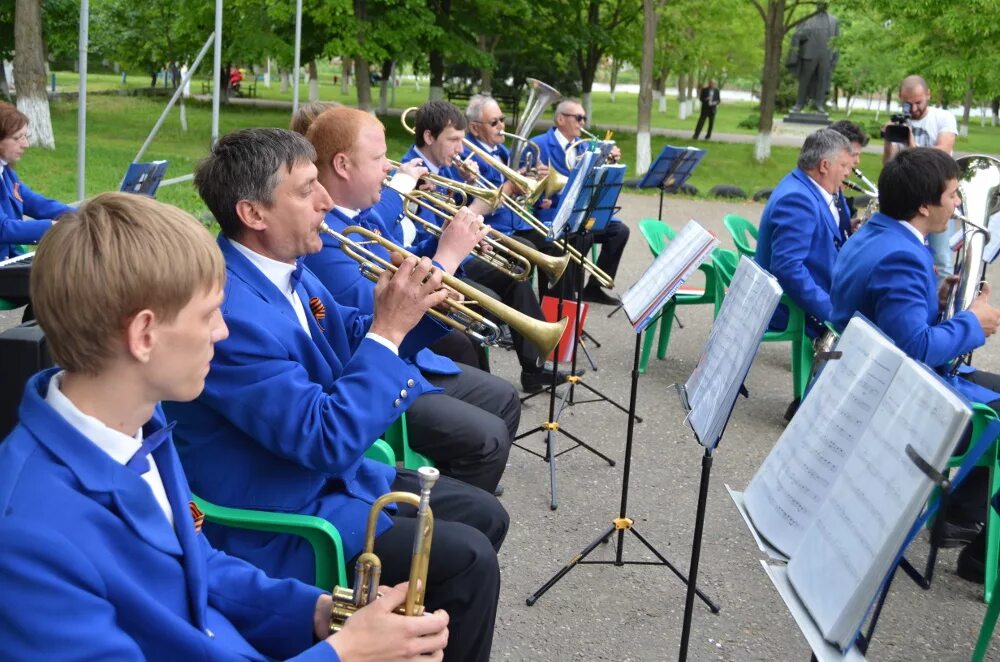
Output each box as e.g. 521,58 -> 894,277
167,127 -> 507,662
756,128 -> 853,336
828,119 -> 869,232
831,147 -> 1000,582
692,80 -> 720,140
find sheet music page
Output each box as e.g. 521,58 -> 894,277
685,257 -> 781,448
743,317 -> 904,556
550,151 -> 595,240
620,220 -> 719,332
788,359 -> 970,650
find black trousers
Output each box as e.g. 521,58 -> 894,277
461,254 -> 546,372
362,469 -> 509,662
515,220 -> 630,298
429,328 -> 490,373
406,367 -> 519,492
693,107 -> 716,139
948,369 -> 1000,523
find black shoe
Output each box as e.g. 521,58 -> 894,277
581,285 -> 620,306
957,529 -> 987,584
936,519 -> 983,549
496,324 -> 514,350
541,362 -> 586,377
493,484 -> 505,497
520,368 -> 582,393
784,398 -> 801,422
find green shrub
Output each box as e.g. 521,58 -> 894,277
738,113 -> 760,130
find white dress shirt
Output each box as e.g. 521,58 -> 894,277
554,129 -> 576,169
45,371 -> 175,526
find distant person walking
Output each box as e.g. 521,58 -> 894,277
693,80 -> 720,140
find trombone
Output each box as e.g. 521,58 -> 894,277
320,221 -> 569,355
400,185 -> 571,284
330,467 -> 439,632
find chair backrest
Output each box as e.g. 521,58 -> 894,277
638,218 -> 677,258
723,214 -> 758,259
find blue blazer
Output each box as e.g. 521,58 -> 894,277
830,212 -> 997,403
462,135 -> 531,235
0,369 -> 335,661
0,167 -> 73,258
755,168 -> 846,333
304,208 -> 459,376
165,236 -> 445,579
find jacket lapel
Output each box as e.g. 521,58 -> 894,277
794,168 -> 839,239
217,235 -> 303,329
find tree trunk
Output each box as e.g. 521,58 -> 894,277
636,0 -> 656,176
992,97 -> 999,127
378,59 -> 392,114
960,76 -> 973,138
677,72 -> 688,120
429,49 -> 444,100
478,35 -> 492,94
308,60 -> 319,101
609,58 -> 621,103
0,63 -> 9,101
280,69 -> 290,94
341,57 -> 352,94
755,0 -> 786,163
13,0 -> 54,148
179,97 -> 187,132
355,56 -> 373,112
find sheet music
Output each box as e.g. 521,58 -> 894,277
550,151 -> 595,240
620,220 -> 719,333
685,258 -> 781,448
788,359 -> 970,650
743,317 -> 904,556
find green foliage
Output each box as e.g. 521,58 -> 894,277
737,113 -> 760,130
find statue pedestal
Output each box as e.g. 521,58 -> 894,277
783,110 -> 831,125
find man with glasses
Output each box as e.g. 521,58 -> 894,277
529,99 -> 629,305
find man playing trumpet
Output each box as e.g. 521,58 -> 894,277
165,128 -> 507,662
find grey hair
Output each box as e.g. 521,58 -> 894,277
195,128 -> 316,239
797,128 -> 851,171
466,94 -> 499,122
555,98 -> 581,116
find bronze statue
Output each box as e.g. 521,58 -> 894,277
786,4 -> 839,114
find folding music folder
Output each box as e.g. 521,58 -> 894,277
550,151 -> 597,241
119,160 -> 170,197
637,145 -> 706,193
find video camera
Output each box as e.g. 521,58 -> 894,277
883,102 -> 913,144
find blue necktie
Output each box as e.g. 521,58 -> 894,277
290,259 -> 305,289
125,422 -> 176,474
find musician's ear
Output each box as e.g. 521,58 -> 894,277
330,152 -> 351,179
234,199 -> 266,231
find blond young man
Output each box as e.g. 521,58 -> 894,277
0,192 -> 449,661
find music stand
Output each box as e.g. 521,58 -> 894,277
527,221 -> 721,619
636,145 -> 706,221
119,160 -> 170,197
513,152 -> 621,510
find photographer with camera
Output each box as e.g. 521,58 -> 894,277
882,75 -> 958,283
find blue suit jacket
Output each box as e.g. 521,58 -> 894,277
166,236 -> 444,579
304,208 -> 459,376
0,167 -> 73,258
0,369 -> 335,661
755,168 -> 847,333
462,135 -> 531,235
830,212 -> 996,403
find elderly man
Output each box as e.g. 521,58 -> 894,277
165,128 -> 507,662
756,128 -> 853,336
302,106 -> 520,492
883,75 -> 960,283
529,98 -> 629,305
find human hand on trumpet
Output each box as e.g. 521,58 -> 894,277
435,207 -> 492,275
395,157 -> 429,184
317,582 -> 450,661
370,253 -> 449,347
455,154 -> 480,183
969,282 -> 1000,338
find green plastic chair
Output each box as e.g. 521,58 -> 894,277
382,412 -> 434,469
636,218 -> 719,374
974,576 -> 1000,661
723,213 -> 758,259
194,438 -> 398,590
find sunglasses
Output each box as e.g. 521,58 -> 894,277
560,112 -> 587,123
474,116 -> 506,127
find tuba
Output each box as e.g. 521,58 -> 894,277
506,78 -> 562,172
940,155 -> 1000,373
330,467 -> 439,632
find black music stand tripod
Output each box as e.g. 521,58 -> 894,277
527,330 -> 719,617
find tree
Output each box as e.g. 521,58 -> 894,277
14,0 -> 54,148
747,0 -> 818,161
636,0 -> 659,175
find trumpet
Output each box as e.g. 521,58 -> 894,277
567,128 -> 619,165
330,466 -> 439,632
402,187 -> 571,284
320,221 -> 569,355
843,168 -> 879,230
447,155 -> 614,289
